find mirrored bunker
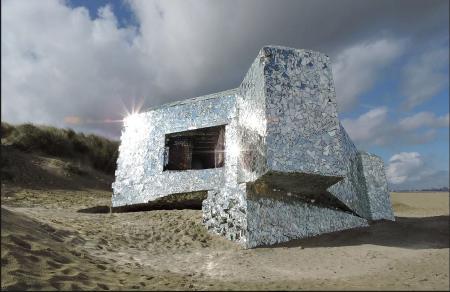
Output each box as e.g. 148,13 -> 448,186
112,46 -> 395,248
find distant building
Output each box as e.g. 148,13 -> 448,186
112,46 -> 394,248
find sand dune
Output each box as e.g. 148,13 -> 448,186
1,206 -> 219,290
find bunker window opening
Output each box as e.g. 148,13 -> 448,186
164,125 -> 225,171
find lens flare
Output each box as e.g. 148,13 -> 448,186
120,96 -> 146,122
124,112 -> 144,129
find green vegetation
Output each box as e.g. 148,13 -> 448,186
1,122 -> 119,174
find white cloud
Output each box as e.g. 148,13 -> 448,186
386,152 -> 425,184
342,107 -> 449,147
401,47 -> 449,109
341,107 -> 389,145
332,39 -> 404,111
386,152 -> 449,189
398,112 -> 449,130
1,0 -> 159,138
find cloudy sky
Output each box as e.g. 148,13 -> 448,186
1,0 -> 449,190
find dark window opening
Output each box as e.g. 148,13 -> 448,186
164,125 -> 225,171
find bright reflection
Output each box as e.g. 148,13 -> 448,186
246,113 -> 260,131
123,113 -> 148,145
241,110 -> 265,135
124,112 -> 143,129
228,141 -> 241,158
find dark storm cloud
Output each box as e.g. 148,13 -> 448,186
127,0 -> 448,113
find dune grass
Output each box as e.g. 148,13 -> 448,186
1,122 -> 118,174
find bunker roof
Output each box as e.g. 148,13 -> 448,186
147,88 -> 239,112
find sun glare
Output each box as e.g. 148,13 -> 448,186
124,112 -> 144,130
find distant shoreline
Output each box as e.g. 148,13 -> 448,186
391,190 -> 450,193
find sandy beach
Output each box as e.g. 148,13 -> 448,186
0,148 -> 448,290
2,178 -> 448,291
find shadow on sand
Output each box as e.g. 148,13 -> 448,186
77,201 -> 203,214
77,202 -> 449,251
78,191 -> 206,213
268,216 -> 449,250
77,205 -> 112,213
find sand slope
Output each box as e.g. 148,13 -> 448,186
1,151 -> 449,290
1,205 -> 224,290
